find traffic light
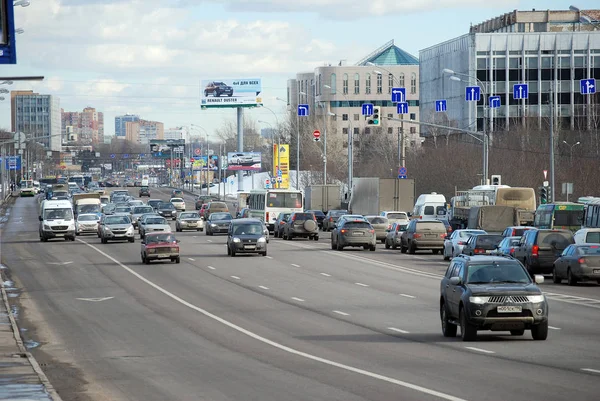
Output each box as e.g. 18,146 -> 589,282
491,175 -> 501,185
539,186 -> 548,204
367,106 -> 381,126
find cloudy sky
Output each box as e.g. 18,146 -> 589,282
4,0 -> 597,139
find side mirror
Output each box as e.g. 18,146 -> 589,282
38,216 -> 43,221
534,275 -> 545,284
449,276 -> 462,285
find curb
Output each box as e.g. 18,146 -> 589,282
1,268 -> 64,401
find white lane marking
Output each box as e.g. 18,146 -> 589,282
414,256 -> 427,260
231,276 -> 241,280
333,310 -> 350,316
207,266 -> 215,270
77,239 -> 468,401
464,347 -> 495,354
291,297 -> 305,302
188,258 -> 195,261
76,297 -> 113,302
320,273 -> 331,277
259,286 -> 269,290
355,282 -> 369,287
193,236 -> 197,238
291,263 -> 301,267
388,327 -> 410,334
207,240 -> 213,243
399,294 -> 416,299
544,292 -> 600,310
265,256 -> 273,259
548,326 -> 561,330
581,368 -> 600,374
48,261 -> 73,265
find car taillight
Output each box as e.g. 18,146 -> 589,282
578,257 -> 587,265
413,233 -> 422,239
439,233 -> 446,239
340,229 -> 347,234
266,212 -> 269,222
369,229 -> 375,233
509,248 -> 515,255
474,248 -> 485,254
329,217 -> 333,222
291,215 -> 296,221
532,245 -> 539,257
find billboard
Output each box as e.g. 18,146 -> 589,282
200,78 -> 263,108
192,155 -> 219,171
0,156 -> 21,170
227,152 -> 261,171
273,144 -> 290,189
149,139 -> 185,158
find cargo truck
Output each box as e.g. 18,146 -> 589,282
72,193 -> 102,217
304,184 -> 341,212
348,178 -> 415,216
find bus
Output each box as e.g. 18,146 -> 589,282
247,188 -> 304,231
19,179 -> 36,197
533,202 -> 584,232
581,197 -> 600,228
68,175 -> 85,189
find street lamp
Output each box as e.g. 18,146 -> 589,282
562,140 -> 581,164
14,1 -> 31,7
443,68 -> 490,185
191,124 -> 211,194
258,119 -> 279,189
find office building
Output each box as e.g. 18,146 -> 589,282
115,114 -> 140,138
12,91 -> 61,151
287,40 -> 421,147
419,8 -> 600,134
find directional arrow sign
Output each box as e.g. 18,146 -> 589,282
361,103 -> 374,116
513,83 -> 528,100
76,297 -> 114,302
580,78 -> 596,95
489,96 -> 501,109
465,86 -> 480,102
391,87 -> 406,103
397,102 -> 409,115
297,104 -> 309,116
435,100 -> 447,112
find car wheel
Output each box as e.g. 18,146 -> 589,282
261,251 -> 267,256
175,257 -> 180,264
144,256 -> 150,265
510,329 -> 525,336
313,236 -> 319,241
206,229 -> 209,236
400,244 -> 407,253
370,244 -> 376,251
129,238 -> 135,243
459,307 -> 477,342
408,241 -> 416,255
76,232 -> 80,236
567,268 -> 578,286
432,249 -> 439,255
336,241 -> 344,251
141,255 -> 145,263
385,241 -> 390,249
363,245 -> 369,251
531,321 -> 548,341
552,267 -> 562,284
443,251 -> 450,261
101,237 -> 107,244
331,240 -> 336,250
440,302 -> 457,337
288,233 -> 293,241
231,248 -> 236,257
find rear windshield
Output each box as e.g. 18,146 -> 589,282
115,206 -> 131,213
475,235 -> 504,249
460,230 -> 485,238
146,217 -> 167,225
211,213 -> 232,220
512,228 -> 528,236
424,206 -> 435,216
539,232 -> 574,249
368,217 -> 388,224
416,221 -> 446,230
585,232 -> 600,243
210,202 -> 228,209
171,198 -> 184,202
293,213 -> 315,220
330,210 -> 348,217
134,206 -> 154,214
343,221 -> 371,229
578,245 -> 600,255
386,213 -> 407,220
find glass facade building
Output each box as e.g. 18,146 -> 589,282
13,94 -> 61,151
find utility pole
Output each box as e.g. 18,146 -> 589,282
549,88 -> 555,203
323,102 -> 327,185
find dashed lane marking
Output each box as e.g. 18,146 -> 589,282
291,297 -> 305,302
259,286 -> 269,290
399,294 -> 416,299
388,327 -> 410,334
464,347 -> 495,354
355,283 -> 369,287
231,276 -> 241,280
320,273 -> 331,277
333,310 -> 350,316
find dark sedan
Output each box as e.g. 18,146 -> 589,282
227,218 -> 267,257
157,202 -> 177,220
553,244 -> 600,285
206,212 -> 233,236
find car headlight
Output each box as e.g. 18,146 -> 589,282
105,227 -> 112,233
258,237 -> 267,243
147,248 -> 156,254
170,247 -> 179,252
469,296 -> 489,304
528,295 -> 545,303
43,224 -> 51,230
68,224 -> 75,230
233,237 -> 241,243
211,223 -> 217,227
126,226 -> 134,234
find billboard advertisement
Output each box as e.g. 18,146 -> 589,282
192,155 -> 219,171
273,144 -> 290,189
227,152 -> 261,171
0,156 -> 21,170
149,139 -> 185,158
200,78 -> 263,108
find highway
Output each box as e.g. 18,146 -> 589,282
2,186 -> 600,401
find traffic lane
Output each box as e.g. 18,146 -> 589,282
85,233 -> 593,399
7,198 -> 394,401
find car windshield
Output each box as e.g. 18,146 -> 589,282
211,213 -> 232,220
233,224 -> 263,235
467,262 -> 531,284
134,206 -> 154,214
343,221 -> 371,229
160,203 -> 175,210
78,215 -> 98,222
146,234 -> 176,244
293,213 -> 315,220
180,212 -> 199,219
115,207 -> 131,213
146,217 -> 167,225
148,200 -> 161,206
386,213 -> 407,220
105,216 -> 130,225
367,217 -> 388,225
44,208 -> 73,221
578,245 -> 600,255
80,204 -> 100,213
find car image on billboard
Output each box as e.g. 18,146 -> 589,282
227,152 -> 261,171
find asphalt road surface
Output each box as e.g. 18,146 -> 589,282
2,187 -> 600,401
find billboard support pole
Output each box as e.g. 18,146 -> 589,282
237,107 -> 244,192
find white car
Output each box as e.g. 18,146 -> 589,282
229,153 -> 253,165
75,213 -> 100,236
170,197 -> 186,211
380,211 -> 410,228
443,229 -> 487,260
138,216 -> 172,239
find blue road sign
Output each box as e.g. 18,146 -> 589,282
361,103 -> 374,116
123,154 -> 129,158
277,177 -> 283,183
435,100 -> 447,112
465,86 -> 481,102
397,102 -> 409,115
513,83 -> 528,99
391,87 -> 406,103
140,153 -> 145,157
398,166 -> 407,179
110,153 -> 115,159
297,104 -> 309,116
580,78 -> 596,95
489,96 -> 501,108
277,169 -> 283,177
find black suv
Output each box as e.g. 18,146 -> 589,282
204,81 -> 234,97
139,186 -> 150,197
440,255 -> 549,342
513,229 -> 574,274
282,212 -> 319,241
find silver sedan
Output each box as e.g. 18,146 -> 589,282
443,229 -> 486,260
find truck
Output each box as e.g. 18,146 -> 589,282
467,205 -> 519,233
348,178 -> 415,216
450,186 -> 536,229
304,184 -> 341,212
72,193 -> 102,217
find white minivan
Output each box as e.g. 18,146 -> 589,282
412,192 -> 447,221
39,200 -> 76,242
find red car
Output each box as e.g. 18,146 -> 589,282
199,203 -> 209,219
140,232 -> 180,264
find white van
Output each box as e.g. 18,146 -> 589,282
412,192 -> 447,221
39,200 -> 76,242
573,228 -> 600,245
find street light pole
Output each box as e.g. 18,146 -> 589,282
563,140 -> 581,164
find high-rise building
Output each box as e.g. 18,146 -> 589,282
138,119 -> 164,144
125,121 -> 140,143
419,8 -> 600,134
12,91 -> 61,151
61,107 -> 104,144
287,40 -> 421,148
115,114 -> 140,138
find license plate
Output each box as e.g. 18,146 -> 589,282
158,254 -> 170,258
55,233 -> 64,237
353,231 -> 364,236
594,269 -> 600,274
244,245 -> 256,250
497,306 -> 522,313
